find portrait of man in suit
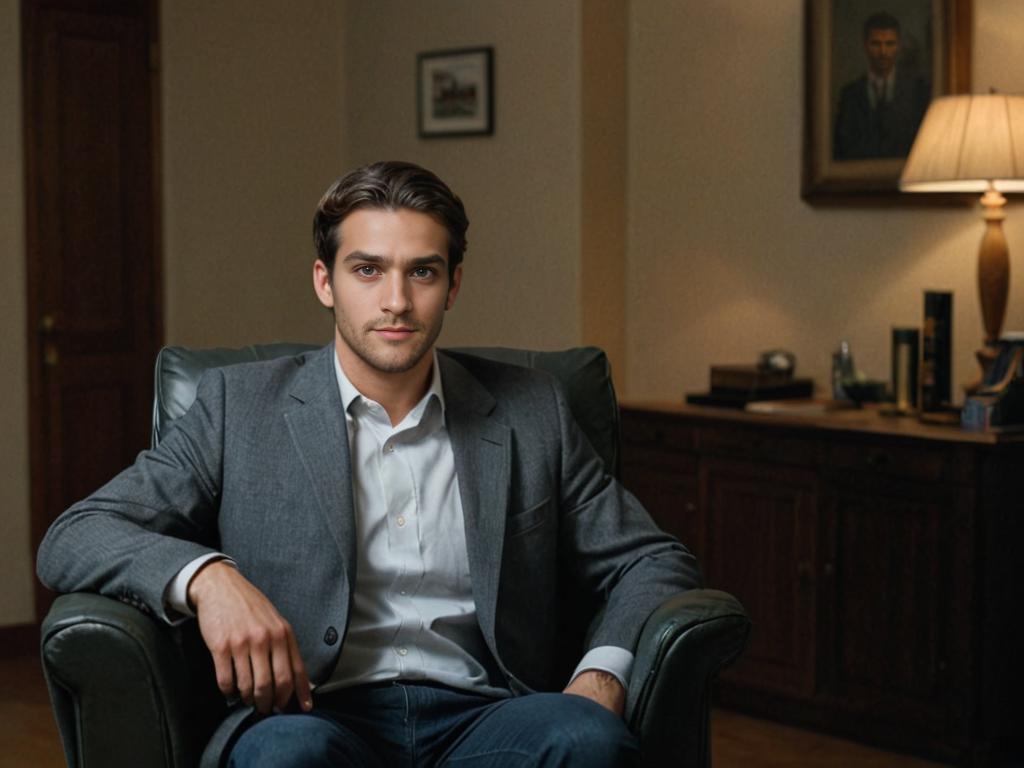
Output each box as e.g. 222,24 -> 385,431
37,161 -> 700,767
833,10 -> 932,160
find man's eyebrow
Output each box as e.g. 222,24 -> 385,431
341,251 -> 446,268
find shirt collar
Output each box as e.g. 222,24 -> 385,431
333,347 -> 446,418
869,67 -> 895,88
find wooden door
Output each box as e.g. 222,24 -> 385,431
23,0 -> 162,620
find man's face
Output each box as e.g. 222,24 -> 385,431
313,207 -> 461,380
864,27 -> 900,77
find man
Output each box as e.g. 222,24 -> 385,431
833,11 -> 931,160
37,161 -> 700,767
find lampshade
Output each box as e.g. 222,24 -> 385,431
900,93 -> 1024,193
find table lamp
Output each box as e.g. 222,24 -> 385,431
900,93 -> 1024,389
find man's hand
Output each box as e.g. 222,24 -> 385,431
563,670 -> 626,717
188,560 -> 312,715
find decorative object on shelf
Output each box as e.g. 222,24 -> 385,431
900,93 -> 1024,390
829,341 -> 886,404
687,354 -> 813,409
889,327 -> 920,414
831,340 -> 855,399
417,47 -> 494,138
710,363 -> 793,391
921,290 -> 953,412
961,333 -> 1024,429
757,349 -> 797,375
801,0 -> 972,202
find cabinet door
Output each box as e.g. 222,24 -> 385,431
621,450 -> 702,562
619,410 -> 702,560
702,458 -> 819,696
821,473 -> 973,747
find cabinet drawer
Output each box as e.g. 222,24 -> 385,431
697,424 -> 817,467
621,412 -> 697,453
623,447 -> 698,476
828,440 -> 950,483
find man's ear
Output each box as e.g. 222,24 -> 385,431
445,264 -> 463,311
313,260 -> 335,308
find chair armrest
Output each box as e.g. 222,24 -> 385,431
41,593 -> 222,768
626,588 -> 751,767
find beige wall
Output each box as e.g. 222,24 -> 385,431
343,0 -> 583,352
162,0 -> 346,347
0,0 -> 33,626
625,0 -> 1024,401
581,0 -> 628,389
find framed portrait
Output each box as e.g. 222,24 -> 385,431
802,0 -> 971,203
417,47 -> 494,138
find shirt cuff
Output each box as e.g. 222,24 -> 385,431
569,646 -> 634,690
163,553 -> 236,625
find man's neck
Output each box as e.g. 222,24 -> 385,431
334,341 -> 434,426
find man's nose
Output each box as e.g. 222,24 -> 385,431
381,273 -> 413,314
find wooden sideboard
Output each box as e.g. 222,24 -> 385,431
619,402 -> 1024,767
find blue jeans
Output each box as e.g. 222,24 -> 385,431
228,681 -> 639,767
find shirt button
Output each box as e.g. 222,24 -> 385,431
385,444 -> 395,453
397,647 -> 408,656
323,626 -> 339,646
396,515 -> 406,527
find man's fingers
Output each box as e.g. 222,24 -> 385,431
233,652 -> 254,707
288,631 -> 313,712
251,645 -> 275,714
270,629 -> 295,711
211,649 -> 235,698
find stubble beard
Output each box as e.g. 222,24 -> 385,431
335,311 -> 443,375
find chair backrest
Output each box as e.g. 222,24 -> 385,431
152,343 -> 621,477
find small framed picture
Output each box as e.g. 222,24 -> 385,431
417,47 -> 494,138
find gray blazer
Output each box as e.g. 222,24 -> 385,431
38,345 -> 699,755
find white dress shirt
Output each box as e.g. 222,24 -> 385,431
165,350 -> 632,694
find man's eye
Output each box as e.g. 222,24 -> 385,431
356,265 -> 378,277
412,267 -> 436,278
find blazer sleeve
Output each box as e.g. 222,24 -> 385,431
549,377 -> 703,654
36,368 -> 228,623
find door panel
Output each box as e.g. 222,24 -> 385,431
702,458 -> 819,696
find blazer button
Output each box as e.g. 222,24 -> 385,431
323,627 -> 339,646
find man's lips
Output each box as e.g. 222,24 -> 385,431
372,326 -> 417,341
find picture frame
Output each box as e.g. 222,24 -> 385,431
802,0 -> 971,203
417,47 -> 494,138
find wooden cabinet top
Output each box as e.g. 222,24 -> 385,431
620,400 -> 1024,447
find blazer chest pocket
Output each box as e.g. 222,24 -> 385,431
506,496 -> 551,537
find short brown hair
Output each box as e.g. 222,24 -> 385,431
863,12 -> 900,40
313,161 -> 469,282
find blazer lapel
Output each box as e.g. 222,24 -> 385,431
439,352 -> 510,651
283,344 -> 357,589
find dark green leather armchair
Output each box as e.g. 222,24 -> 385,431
40,344 -> 750,767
